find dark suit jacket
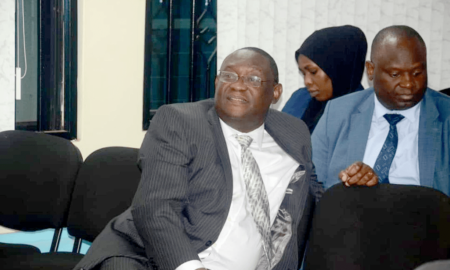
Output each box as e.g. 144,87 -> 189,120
312,88 -> 450,195
74,99 -> 323,270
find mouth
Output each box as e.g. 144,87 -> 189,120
227,96 -> 248,103
308,89 -> 320,98
398,94 -> 414,101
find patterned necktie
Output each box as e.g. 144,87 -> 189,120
373,114 -> 404,183
235,135 -> 273,268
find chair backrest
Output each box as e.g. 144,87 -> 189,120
0,130 -> 82,231
304,184 -> 450,270
66,147 -> 141,244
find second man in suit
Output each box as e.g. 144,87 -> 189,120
312,25 -> 450,195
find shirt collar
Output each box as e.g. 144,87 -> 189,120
373,94 -> 421,124
219,119 -> 265,150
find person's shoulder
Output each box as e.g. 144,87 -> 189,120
156,99 -> 214,117
426,88 -> 450,105
424,88 -> 450,123
282,87 -> 311,116
424,88 -> 450,117
268,108 -> 309,134
289,87 -> 310,98
150,99 -> 215,130
323,88 -> 374,114
330,88 -> 373,105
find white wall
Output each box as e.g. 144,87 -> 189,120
0,0 -> 15,132
72,0 -> 147,158
217,0 -> 450,110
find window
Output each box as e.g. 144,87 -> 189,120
15,0 -> 77,140
143,0 -> 217,130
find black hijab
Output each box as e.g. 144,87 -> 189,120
295,25 -> 368,132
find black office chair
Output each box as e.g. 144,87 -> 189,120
304,184 -> 450,270
67,146 -> 142,250
1,147 -> 142,269
0,130 -> 83,258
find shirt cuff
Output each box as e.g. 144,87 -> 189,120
175,260 -> 205,270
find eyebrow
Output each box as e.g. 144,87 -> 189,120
300,64 -> 316,72
385,62 -> 425,70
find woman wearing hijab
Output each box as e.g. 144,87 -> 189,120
282,25 -> 368,132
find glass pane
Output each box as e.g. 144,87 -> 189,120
148,0 -> 169,111
15,0 -> 77,139
143,0 -> 217,130
40,0 -> 66,131
15,0 -> 39,130
193,0 -> 217,100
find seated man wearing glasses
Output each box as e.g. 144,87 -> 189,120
74,47 -> 376,270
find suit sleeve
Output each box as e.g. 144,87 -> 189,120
311,102 -> 331,187
131,105 -> 199,270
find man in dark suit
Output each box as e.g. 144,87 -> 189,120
312,25 -> 450,196
74,47 -> 376,270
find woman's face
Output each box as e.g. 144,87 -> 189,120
298,54 -> 333,101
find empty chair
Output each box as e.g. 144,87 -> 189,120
304,184 -> 450,270
0,130 -> 82,259
67,146 -> 142,251
1,147 -> 142,269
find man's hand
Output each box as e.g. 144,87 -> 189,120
339,161 -> 378,187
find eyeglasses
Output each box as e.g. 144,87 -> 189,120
218,71 -> 272,88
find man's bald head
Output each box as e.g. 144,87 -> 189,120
371,25 -> 426,61
223,47 -> 279,84
366,25 -> 428,110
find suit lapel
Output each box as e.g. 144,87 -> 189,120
418,89 -> 440,188
206,106 -> 234,202
264,110 -> 307,164
346,91 -> 375,166
265,110 -> 310,270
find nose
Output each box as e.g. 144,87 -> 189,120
400,73 -> 413,89
230,76 -> 248,91
304,73 -> 313,88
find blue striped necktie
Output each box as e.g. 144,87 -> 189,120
373,114 -> 404,183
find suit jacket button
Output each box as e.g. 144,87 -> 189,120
205,240 -> 212,247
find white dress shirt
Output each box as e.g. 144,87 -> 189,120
362,95 -> 421,185
176,120 -> 299,270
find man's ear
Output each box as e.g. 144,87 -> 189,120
366,61 -> 374,81
272,84 -> 283,104
215,75 -> 219,86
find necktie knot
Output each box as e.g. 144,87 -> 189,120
384,114 -> 404,126
235,135 -> 253,149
